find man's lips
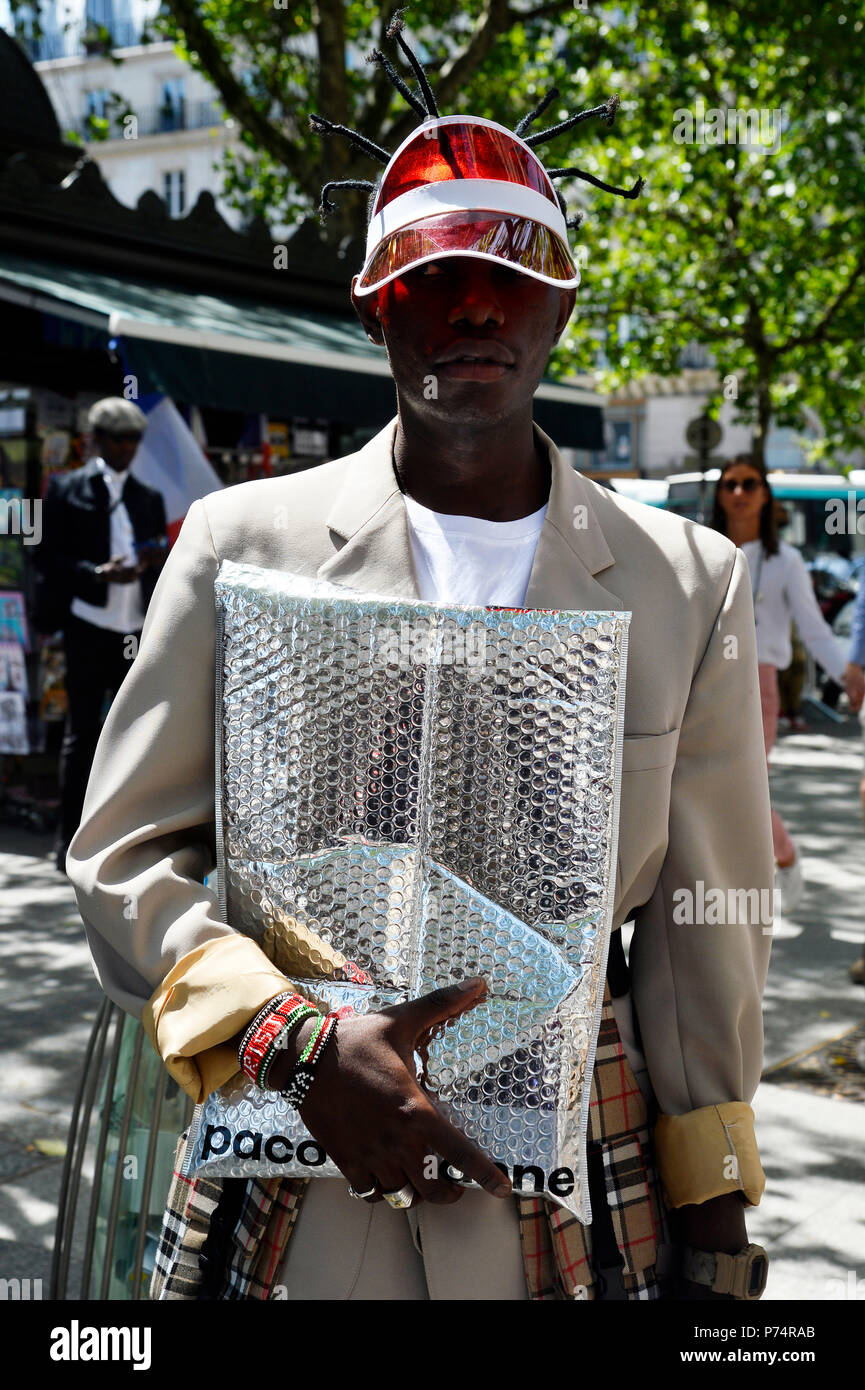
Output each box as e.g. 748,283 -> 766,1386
432,339 -> 515,382
433,339 -> 515,367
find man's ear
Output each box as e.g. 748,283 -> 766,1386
553,287 -> 577,343
351,276 -> 384,345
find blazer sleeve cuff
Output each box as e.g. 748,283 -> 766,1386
653,1102 -> 765,1208
141,934 -> 310,1104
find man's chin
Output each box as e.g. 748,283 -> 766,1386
412,373 -> 536,424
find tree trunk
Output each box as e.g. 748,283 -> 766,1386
752,371 -> 772,471
314,0 -> 357,247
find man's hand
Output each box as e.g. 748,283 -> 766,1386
844,662 -> 865,715
677,1191 -> 749,1300
269,978 -> 512,1207
135,541 -> 168,573
96,556 -> 139,585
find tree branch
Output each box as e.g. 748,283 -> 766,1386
163,0 -> 299,169
661,206 -> 720,241
514,0 -> 582,21
315,0 -> 350,180
357,1 -> 411,143
778,247 -> 865,353
432,0 -> 521,112
316,0 -> 348,126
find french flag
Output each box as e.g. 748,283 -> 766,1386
130,394 -> 223,546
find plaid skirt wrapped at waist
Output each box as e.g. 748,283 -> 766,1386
151,985 -> 674,1301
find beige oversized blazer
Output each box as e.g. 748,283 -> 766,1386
68,417 -> 772,1209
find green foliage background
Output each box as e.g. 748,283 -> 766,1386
10,0 -> 865,465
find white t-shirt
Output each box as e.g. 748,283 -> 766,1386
402,494 -> 547,606
741,539 -> 846,683
70,458 -> 146,634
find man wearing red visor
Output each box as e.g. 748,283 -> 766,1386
68,27 -> 771,1303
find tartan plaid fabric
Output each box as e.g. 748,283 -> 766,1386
151,986 -> 672,1301
216,1176 -> 306,1300
515,991 -> 673,1300
151,1140 -> 223,1301
152,1144 -> 309,1301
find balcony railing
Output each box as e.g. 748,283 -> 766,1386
26,20 -> 146,62
74,100 -> 228,141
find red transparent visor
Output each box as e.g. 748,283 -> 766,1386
373,121 -> 558,213
357,211 -> 578,293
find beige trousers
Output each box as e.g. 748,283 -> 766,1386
274,1178 -> 529,1300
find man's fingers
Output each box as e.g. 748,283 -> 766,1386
340,1170 -> 381,1203
402,1144 -> 464,1205
390,977 -> 488,1040
425,1114 -> 511,1199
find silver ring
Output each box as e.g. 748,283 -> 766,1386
347,1183 -> 377,1201
382,1183 -> 415,1210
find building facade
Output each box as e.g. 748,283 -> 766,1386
14,0 -> 242,227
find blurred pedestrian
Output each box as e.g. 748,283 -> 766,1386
711,454 -> 865,911
34,398 -> 167,872
773,504 -> 808,732
777,626 -> 808,732
844,577 -> 865,982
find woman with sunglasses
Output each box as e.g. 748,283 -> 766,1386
711,455 -> 865,910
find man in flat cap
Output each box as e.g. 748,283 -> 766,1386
35,397 -> 167,871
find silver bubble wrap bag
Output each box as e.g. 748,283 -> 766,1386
185,560 -> 630,1221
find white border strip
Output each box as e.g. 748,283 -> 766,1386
0,277 -> 108,330
1,269 -> 598,403
108,311 -> 394,375
111,315 -> 596,405
366,179 -> 567,256
107,311 -> 599,404
0,275 -> 598,405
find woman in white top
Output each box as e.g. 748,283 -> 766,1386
710,455 -> 864,903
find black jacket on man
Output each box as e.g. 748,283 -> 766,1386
34,459 -> 167,632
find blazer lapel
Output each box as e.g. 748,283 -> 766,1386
317,416 -> 621,614
78,458 -> 110,512
123,476 -> 150,533
525,423 -> 622,613
317,420 -> 420,600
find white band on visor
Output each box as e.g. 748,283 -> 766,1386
365,178 -> 569,259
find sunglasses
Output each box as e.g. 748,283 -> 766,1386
721,477 -> 763,494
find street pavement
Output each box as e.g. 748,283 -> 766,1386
0,704 -> 863,1303
0,825 -> 101,1298
746,707 -> 865,1303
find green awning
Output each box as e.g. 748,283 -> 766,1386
0,252 -> 604,447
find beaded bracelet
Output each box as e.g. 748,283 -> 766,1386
256,1002 -> 320,1091
238,992 -> 319,1090
279,1011 -> 339,1109
241,997 -> 318,1089
236,991 -> 293,1063
237,992 -> 311,1072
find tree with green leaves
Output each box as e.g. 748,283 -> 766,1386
151,2 -> 607,242
11,1 -> 864,467
561,3 -> 865,470
156,1 -> 865,468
